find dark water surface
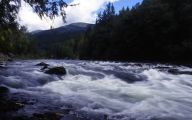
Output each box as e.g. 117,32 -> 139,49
1,60 -> 192,120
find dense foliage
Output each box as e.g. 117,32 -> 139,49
0,26 -> 37,56
79,0 -> 192,63
0,0 -> 67,56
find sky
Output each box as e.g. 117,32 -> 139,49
18,0 -> 142,32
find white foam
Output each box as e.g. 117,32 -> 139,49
2,60 -> 192,119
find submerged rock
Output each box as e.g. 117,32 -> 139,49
0,98 -> 24,113
0,61 -> 4,65
36,62 -> 50,70
41,65 -> 49,70
168,69 -> 192,75
36,62 -> 49,67
45,67 -> 67,75
7,58 -> 13,62
0,61 -> 6,69
150,117 -> 177,120
32,112 -> 62,120
133,63 -> 143,67
155,66 -> 171,69
0,87 -> 26,115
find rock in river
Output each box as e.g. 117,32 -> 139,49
36,62 -> 50,70
36,62 -> 49,67
45,67 -> 67,75
32,112 -> 62,120
0,86 -> 25,115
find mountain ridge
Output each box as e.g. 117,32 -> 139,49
31,22 -> 93,35
30,22 -> 94,58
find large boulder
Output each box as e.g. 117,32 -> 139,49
45,67 -> 67,75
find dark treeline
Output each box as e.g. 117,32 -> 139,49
79,0 -> 192,63
0,26 -> 37,57
31,23 -> 91,59
35,37 -> 80,59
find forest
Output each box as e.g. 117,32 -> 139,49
1,0 -> 192,63
79,0 -> 192,63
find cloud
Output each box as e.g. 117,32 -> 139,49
18,0 -> 63,31
65,0 -> 119,23
18,0 -> 119,32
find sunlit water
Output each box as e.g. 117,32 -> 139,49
1,60 -> 192,120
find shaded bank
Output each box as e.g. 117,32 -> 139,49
0,53 -> 12,61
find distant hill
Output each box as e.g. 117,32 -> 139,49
31,30 -> 43,34
32,22 -> 93,43
31,22 -> 94,58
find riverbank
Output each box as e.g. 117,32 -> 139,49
1,51 -> 191,68
0,53 -> 14,62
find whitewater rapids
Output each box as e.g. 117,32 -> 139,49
1,60 -> 192,120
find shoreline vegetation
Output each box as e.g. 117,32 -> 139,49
0,52 -> 192,67
1,54 -> 192,70
0,53 -> 9,61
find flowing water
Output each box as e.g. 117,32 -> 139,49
1,60 -> 192,120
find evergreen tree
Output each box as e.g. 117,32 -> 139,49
79,0 -> 192,63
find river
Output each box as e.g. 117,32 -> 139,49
1,60 -> 192,120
